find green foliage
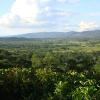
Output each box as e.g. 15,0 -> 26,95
0,67 -> 100,100
0,38 -> 100,100
0,49 -> 32,68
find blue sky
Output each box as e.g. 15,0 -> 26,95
0,0 -> 100,36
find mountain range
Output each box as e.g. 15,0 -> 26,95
0,30 -> 99,40
12,30 -> 100,39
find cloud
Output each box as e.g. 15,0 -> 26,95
57,0 -> 80,3
57,0 -> 66,3
0,0 -> 82,35
0,13 -> 22,28
0,0 -> 54,28
78,21 -> 98,31
44,6 -> 51,12
0,26 -> 36,36
55,11 -> 73,17
11,0 -> 39,22
88,12 -> 100,16
39,0 -> 50,2
0,0 -> 39,27
41,8 -> 73,17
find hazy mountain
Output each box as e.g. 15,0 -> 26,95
3,30 -> 100,39
14,32 -> 73,38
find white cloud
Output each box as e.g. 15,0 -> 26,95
0,0 -> 87,36
41,9 -> 73,17
0,0 -> 39,27
0,13 -> 21,27
57,0 -> 80,3
11,0 -> 39,23
57,0 -> 66,3
55,11 -> 72,17
78,21 -> 98,31
68,0 -> 80,3
88,12 -> 100,16
44,6 -> 51,12
0,27 -> 35,36
40,0 -> 50,2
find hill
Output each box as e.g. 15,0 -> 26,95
0,30 -> 100,39
13,30 -> 100,39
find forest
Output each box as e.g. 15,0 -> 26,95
0,38 -> 100,100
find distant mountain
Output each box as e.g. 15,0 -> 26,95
9,30 -> 100,39
71,30 -> 100,39
14,32 -> 73,38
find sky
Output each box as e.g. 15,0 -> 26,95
0,0 -> 100,36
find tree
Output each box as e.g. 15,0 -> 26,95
31,53 -> 43,68
43,52 -> 59,68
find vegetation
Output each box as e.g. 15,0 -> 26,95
0,38 -> 100,100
